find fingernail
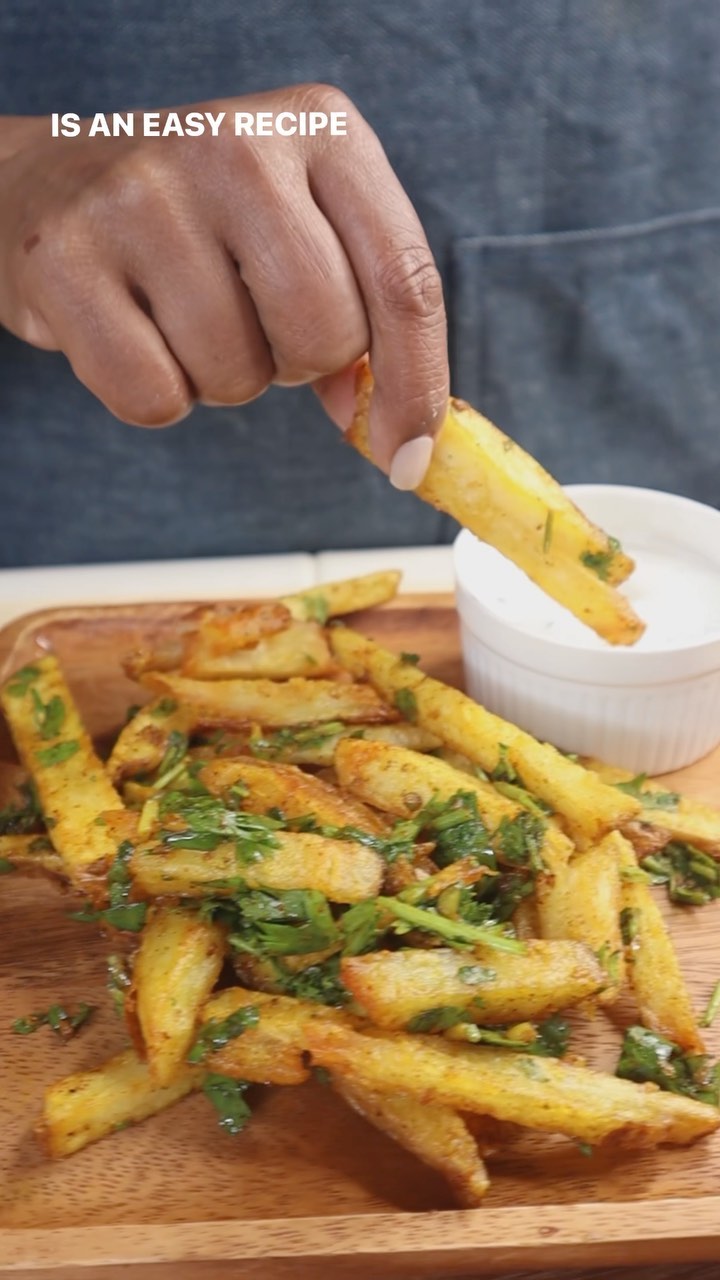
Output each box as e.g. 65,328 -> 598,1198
389,435 -> 434,491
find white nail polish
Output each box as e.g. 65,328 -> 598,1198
389,435 -> 435,491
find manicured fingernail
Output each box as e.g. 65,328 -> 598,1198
389,435 -> 434,491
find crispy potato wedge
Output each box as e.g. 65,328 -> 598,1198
334,737 -> 574,870
201,987 -> 351,1085
0,655 -> 125,883
536,834 -> 625,1003
107,699 -> 194,785
281,570 -> 401,622
239,721 -> 441,767
127,906 -> 226,1085
38,1049 -> 199,1158
0,834 -> 65,880
347,363 -> 642,645
306,1023 -> 719,1148
584,756 -> 720,857
617,834 -> 704,1053
140,671 -> 395,729
189,600 -> 292,654
131,830 -> 383,903
333,1076 -> 490,1206
200,757 -> 387,834
330,629 -> 640,845
183,621 -> 334,680
341,942 -> 605,1029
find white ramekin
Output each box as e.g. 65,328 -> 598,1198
454,485 -> 720,773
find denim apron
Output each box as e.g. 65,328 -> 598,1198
1,0 -> 719,565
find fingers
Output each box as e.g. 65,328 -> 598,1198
35,266 -> 192,427
313,360 -> 364,433
309,113 -> 449,476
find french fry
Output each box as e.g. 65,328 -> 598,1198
126,906 -> 226,1085
281,570 -> 401,622
536,834 -> 625,1003
330,629 -> 641,845
333,1076 -> 490,1206
189,600 -> 292,654
182,620 -> 334,680
306,1023 -> 720,1148
131,830 -> 383,903
341,943 -> 605,1029
38,1049 -> 199,1157
107,699 -> 194,785
201,757 -> 388,834
347,363 -> 642,645
334,737 -> 574,870
0,655 -> 125,883
140,670 -> 395,728
0,834 -> 65,880
241,721 -> 441,767
201,987 -> 351,1085
617,835 -> 704,1053
584,757 -> 720,857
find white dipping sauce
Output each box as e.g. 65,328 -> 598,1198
485,541 -> 720,653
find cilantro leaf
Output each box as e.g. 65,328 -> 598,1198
11,1001 -> 94,1040
614,774 -> 679,810
5,664 -> 41,697
36,740 -> 79,767
202,1073 -> 252,1134
580,536 -> 622,582
394,688 -> 418,721
642,843 -> 720,907
617,1025 -> 720,1106
188,1005 -> 260,1063
31,689 -> 66,740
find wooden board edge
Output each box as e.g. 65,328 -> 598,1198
1,1197 -> 719,1273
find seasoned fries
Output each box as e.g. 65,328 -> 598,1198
347,362 -> 643,645
2,568 -> 718,1209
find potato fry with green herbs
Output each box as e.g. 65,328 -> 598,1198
182,620 -> 334,680
107,698 -> 194,785
347,363 -> 642,645
126,906 -> 227,1085
306,1023 -> 719,1148
0,655 -> 125,883
330,628 -> 641,845
341,943 -> 605,1030
200,987 -> 351,1085
281,570 -> 401,623
200,757 -> 388,834
584,757 -> 720,856
0,833 -> 65,879
140,670 -> 395,728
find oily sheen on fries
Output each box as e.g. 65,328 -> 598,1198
347,363 -> 643,645
306,1023 -> 720,1149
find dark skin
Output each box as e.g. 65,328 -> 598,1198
0,85 -> 449,488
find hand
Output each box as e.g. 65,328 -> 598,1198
0,87 -> 448,487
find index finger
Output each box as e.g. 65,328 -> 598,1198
309,97 -> 449,487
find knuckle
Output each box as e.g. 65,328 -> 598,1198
294,82 -> 354,118
375,247 -> 444,323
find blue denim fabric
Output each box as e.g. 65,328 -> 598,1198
1,1 -> 719,564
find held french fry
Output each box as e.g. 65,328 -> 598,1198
131,830 -> 383,903
617,835 -> 705,1054
280,570 -> 401,621
330,629 -> 641,845
127,906 -> 226,1085
38,1049 -> 199,1158
140,671 -> 396,728
333,1076 -> 490,1206
341,943 -> 605,1029
0,655 -> 125,882
347,363 -> 643,645
306,1023 -> 720,1149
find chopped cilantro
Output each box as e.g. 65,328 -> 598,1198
188,1005 -> 259,1063
202,1073 -> 252,1134
5,664 -> 41,697
614,774 -> 679,810
642,843 -> 720,907
36,740 -> 79,767
620,906 -> 641,946
493,812 -> 545,872
491,743 -> 518,784
70,840 -> 147,933
249,721 -> 346,760
406,1005 -> 471,1033
377,896 -> 525,954
0,780 -> 40,835
302,593 -> 330,625
31,689 -> 66,740
701,980 -> 720,1029
394,687 -> 418,722
580,536 -> 622,581
400,652 -> 420,665
11,1001 -> 94,1040
340,899 -> 384,956
151,698 -> 179,717
159,790 -> 282,865
211,887 -> 340,957
274,954 -> 349,1007
616,1025 -> 720,1106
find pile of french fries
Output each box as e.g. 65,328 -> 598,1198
1,569 -> 719,1207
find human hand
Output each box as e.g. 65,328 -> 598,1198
0,87 -> 448,488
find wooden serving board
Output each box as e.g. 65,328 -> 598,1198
0,596 -> 719,1280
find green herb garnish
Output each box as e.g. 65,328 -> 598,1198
11,1001 -> 94,1040
202,1073 -> 252,1134
394,688 -> 418,722
614,774 -> 679,810
400,652 -> 421,665
159,790 -> 282,865
302,594 -> 329,625
188,1005 -> 260,1063
5,664 -> 41,696
376,896 -> 524,954
406,1005 -> 472,1033
580,536 -> 622,582
274,954 -> 349,1007
620,906 -> 641,946
0,780 -> 40,836
616,1025 -> 720,1106
701,980 -> 720,1029
205,887 -> 340,957
70,840 -> 147,933
249,721 -> 346,760
642,843 -> 720,907
151,698 -> 178,717
31,689 -> 65,740
36,740 -> 79,767
107,953 -> 132,1016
